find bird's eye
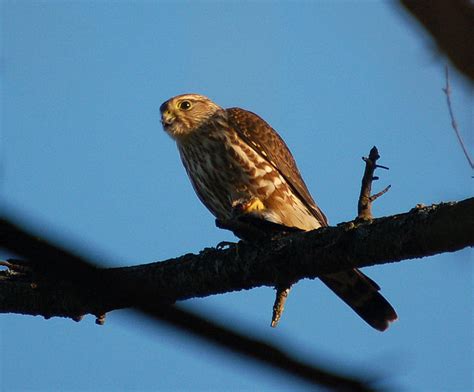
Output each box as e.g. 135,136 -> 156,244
178,100 -> 192,110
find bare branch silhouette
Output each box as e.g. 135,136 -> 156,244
442,66 -> 474,169
357,146 -> 391,221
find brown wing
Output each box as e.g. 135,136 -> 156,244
226,107 -> 328,227
226,108 -> 397,331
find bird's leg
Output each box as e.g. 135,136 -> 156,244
221,198 -> 297,327
241,198 -> 266,213
215,218 -> 268,241
216,197 -> 271,241
271,285 -> 292,327
232,197 -> 265,215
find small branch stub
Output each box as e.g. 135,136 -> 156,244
95,314 -> 106,325
357,146 -> 391,221
271,285 -> 291,328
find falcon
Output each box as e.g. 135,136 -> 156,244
160,93 -> 397,331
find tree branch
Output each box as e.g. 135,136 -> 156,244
357,146 -> 391,221
442,65 -> 474,169
399,0 -> 474,82
1,197 -> 473,320
0,218 -> 377,391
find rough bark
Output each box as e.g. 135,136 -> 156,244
1,198 -> 473,320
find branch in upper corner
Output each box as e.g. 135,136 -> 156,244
357,146 -> 391,221
399,0 -> 474,82
442,65 -> 474,170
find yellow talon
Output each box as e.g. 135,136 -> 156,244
232,197 -> 265,215
244,198 -> 265,212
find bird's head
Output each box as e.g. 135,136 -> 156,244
160,94 -> 222,140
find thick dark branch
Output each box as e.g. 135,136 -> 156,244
150,305 -> 374,392
0,199 -> 472,391
1,198 -> 473,320
0,219 -> 375,391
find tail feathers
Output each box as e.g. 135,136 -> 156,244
320,269 -> 397,331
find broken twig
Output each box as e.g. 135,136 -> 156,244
357,146 -> 391,221
442,65 -> 474,169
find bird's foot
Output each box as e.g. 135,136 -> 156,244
216,241 -> 236,250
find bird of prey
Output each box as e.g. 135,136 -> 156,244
160,93 -> 397,331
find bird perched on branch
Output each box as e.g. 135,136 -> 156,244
160,93 -> 397,331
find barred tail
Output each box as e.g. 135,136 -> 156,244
320,269 -> 398,331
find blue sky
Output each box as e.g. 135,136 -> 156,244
1,1 -> 472,391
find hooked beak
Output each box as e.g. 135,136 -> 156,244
161,109 -> 175,127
